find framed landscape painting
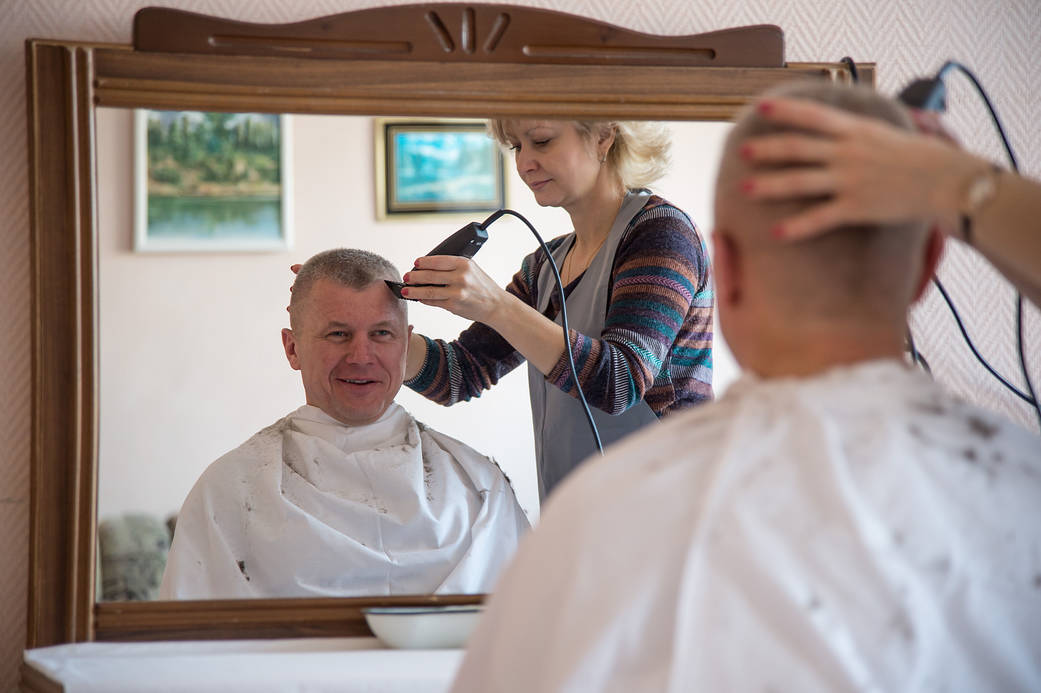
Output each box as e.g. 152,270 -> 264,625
134,109 -> 293,252
375,118 -> 506,219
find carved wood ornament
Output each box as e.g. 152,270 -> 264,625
133,5 -> 784,67
25,2 -> 871,657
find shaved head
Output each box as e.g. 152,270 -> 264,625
716,82 -> 931,324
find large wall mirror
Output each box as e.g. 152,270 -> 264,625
94,109 -> 736,545
27,3 -> 871,648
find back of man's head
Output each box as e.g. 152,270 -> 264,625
715,82 -> 932,328
289,248 -> 404,330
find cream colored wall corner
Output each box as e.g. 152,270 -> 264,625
3,0 -> 1039,688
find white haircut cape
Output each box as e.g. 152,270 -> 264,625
160,403 -> 528,599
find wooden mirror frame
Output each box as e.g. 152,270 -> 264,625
26,3 -> 873,649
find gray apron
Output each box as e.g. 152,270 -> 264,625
528,190 -> 658,500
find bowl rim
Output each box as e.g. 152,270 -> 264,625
362,605 -> 484,616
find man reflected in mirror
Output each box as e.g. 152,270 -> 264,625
160,249 -> 528,599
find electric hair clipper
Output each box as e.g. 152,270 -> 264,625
385,221 -> 489,299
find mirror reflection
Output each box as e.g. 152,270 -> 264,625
95,108 -> 738,602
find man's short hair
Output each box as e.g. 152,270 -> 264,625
289,248 -> 403,329
729,80 -> 914,150
718,81 -> 932,320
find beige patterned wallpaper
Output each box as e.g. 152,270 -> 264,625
2,0 -> 1038,686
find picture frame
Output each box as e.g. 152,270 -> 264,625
374,118 -> 506,219
134,109 -> 293,252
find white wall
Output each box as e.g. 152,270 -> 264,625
96,109 -> 736,525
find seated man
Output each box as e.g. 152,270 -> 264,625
160,249 -> 528,599
450,83 -> 1041,691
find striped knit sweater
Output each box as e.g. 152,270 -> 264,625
406,195 -> 714,417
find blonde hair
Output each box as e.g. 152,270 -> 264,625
488,119 -> 672,190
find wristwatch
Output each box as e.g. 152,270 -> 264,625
959,164 -> 1001,244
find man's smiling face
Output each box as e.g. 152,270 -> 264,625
282,278 -> 411,427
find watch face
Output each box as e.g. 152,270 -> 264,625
966,167 -> 999,214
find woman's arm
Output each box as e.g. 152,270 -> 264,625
966,172 -> 1041,306
739,97 -> 1041,304
404,251 -> 569,377
407,205 -> 710,414
404,245 -> 559,406
544,202 -> 710,414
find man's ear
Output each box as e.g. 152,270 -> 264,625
282,328 -> 302,371
713,230 -> 742,309
912,225 -> 946,303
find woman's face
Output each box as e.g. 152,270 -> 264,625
502,120 -> 606,209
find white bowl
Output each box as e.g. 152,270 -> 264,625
362,605 -> 484,649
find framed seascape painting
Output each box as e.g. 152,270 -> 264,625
375,118 -> 506,219
134,110 -> 293,252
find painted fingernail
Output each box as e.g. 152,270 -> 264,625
740,179 -> 755,194
758,100 -> 774,115
403,273 -> 411,283
400,287 -> 410,297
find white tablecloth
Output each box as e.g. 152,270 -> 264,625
24,637 -> 463,692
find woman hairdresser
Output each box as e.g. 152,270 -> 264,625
401,120 -> 713,499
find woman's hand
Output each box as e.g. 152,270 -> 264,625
738,97 -> 981,239
402,256 -> 510,325
406,255 -> 569,375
